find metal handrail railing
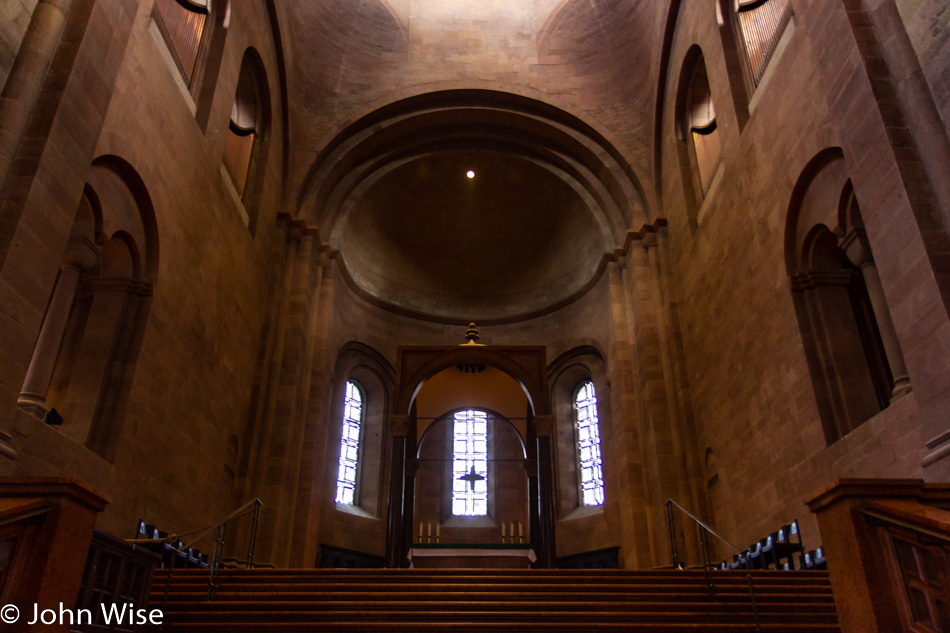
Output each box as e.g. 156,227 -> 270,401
133,498 -> 263,615
665,499 -> 761,632
202,498 -> 263,601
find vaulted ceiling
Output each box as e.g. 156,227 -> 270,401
273,0 -> 668,322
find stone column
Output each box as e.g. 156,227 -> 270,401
840,229 -> 912,399
386,414 -> 410,567
18,239 -> 99,415
0,0 -> 73,190
534,414 -> 556,568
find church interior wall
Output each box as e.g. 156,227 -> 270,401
0,0 -> 36,91
0,0 -> 948,574
0,0 -> 287,549
655,0 -> 943,553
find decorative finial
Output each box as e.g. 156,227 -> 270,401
461,322 -> 484,346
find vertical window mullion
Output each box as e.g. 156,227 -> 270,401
452,410 -> 488,516
575,381 -> 604,506
335,381 -> 363,505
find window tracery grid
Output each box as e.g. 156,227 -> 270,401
335,380 -> 363,505
575,381 -> 604,506
452,410 -> 489,516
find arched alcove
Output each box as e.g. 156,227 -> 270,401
786,148 -> 910,444
414,407 -> 528,543
18,155 -> 158,463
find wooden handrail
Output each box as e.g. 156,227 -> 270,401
857,499 -> 950,541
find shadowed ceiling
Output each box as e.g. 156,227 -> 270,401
275,0 -> 664,323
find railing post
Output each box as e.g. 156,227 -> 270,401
665,500 -> 680,570
208,522 -> 226,601
161,548 -> 175,628
665,498 -> 761,631
700,525 -> 715,600
246,499 -> 262,569
745,560 -> 761,632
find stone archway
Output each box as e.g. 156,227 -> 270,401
386,344 -> 556,567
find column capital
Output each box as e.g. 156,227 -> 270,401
838,228 -> 872,268
390,415 -> 411,436
533,415 -> 554,437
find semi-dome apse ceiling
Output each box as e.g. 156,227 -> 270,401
340,150 -> 604,322
281,0 -> 666,323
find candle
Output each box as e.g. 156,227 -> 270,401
510,522 -> 514,539
419,522 -> 423,538
436,524 -> 440,537
518,521 -> 522,537
428,522 -> 431,537
502,523 -> 506,537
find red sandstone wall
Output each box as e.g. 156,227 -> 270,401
1,0 -> 948,572
0,0 -> 286,549
896,0 -> 950,138
656,0 -> 946,553
0,0 -> 35,89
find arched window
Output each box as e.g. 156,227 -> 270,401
685,55 -> 721,197
223,49 -> 269,234
152,0 -> 212,87
451,409 -> 489,516
574,381 -> 604,506
335,380 -> 363,505
735,0 -> 793,87
224,57 -> 259,198
151,0 -> 228,128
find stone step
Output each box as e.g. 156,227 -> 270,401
148,568 -> 840,632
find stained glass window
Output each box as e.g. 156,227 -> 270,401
335,381 -> 363,505
452,409 -> 488,516
575,381 -> 604,506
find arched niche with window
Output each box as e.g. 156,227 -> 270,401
549,347 -> 611,520
17,156 -> 159,462
786,149 -> 911,445
223,48 -> 270,235
151,0 -> 229,128
731,0 -> 793,90
413,407 -> 526,539
326,344 -> 392,519
676,47 -> 722,222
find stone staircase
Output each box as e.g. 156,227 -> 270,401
150,568 -> 840,631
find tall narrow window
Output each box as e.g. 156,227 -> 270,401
452,410 -> 488,516
224,57 -> 259,197
152,0 -> 210,86
574,381 -> 604,506
335,381 -> 363,505
736,0 -> 793,87
687,57 -> 721,196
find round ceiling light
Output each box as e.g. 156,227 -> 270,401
466,170 -> 475,179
